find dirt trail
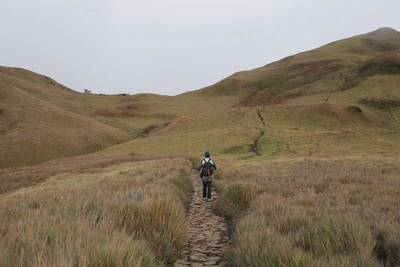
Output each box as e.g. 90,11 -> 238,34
174,172 -> 231,267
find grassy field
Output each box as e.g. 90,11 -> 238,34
212,156 -> 400,266
0,156 -> 194,266
1,155 -> 400,266
1,27 -> 400,266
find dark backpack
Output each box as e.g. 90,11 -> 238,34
202,159 -> 214,177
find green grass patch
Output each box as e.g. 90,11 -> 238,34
222,145 -> 248,155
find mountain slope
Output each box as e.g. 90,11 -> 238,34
1,27 -> 400,168
0,67 -> 132,167
103,27 -> 400,159
198,27 -> 400,107
0,66 -> 240,168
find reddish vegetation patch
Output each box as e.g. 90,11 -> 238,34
0,155 -> 162,195
314,103 -> 364,118
148,117 -> 187,136
346,105 -> 363,113
360,98 -> 400,110
96,107 -> 137,118
126,104 -> 138,110
359,51 -> 400,76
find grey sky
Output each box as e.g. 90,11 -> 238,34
1,0 -> 399,96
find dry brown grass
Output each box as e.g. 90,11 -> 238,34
212,157 -> 400,266
0,157 -> 194,266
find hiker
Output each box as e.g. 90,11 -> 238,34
197,150 -> 217,202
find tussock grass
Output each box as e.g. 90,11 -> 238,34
227,215 -> 314,267
0,157 -> 193,266
162,168 -> 194,209
116,192 -> 188,263
298,215 -> 375,258
0,211 -> 160,267
374,227 -> 400,267
213,157 -> 400,266
213,182 -> 262,219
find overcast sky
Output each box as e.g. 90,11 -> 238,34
1,1 -> 399,96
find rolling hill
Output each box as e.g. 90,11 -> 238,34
96,27 -> 400,161
0,68 -> 132,167
199,27 -> 400,106
1,27 -> 400,168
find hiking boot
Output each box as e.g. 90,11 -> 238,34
207,198 -> 212,202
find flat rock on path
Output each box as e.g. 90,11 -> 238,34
174,171 -> 231,267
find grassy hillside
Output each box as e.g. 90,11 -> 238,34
200,27 -> 400,106
111,27 -> 399,160
1,27 -> 400,168
1,27 -> 400,266
0,67 -> 134,167
0,66 -> 243,167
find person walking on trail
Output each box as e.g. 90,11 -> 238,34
197,150 -> 217,202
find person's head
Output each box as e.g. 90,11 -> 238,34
204,150 -> 210,158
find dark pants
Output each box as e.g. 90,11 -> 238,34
202,180 -> 212,199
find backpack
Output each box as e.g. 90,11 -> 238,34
202,159 -> 214,177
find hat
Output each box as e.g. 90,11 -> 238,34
205,150 -> 210,158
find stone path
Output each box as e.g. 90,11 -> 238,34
174,172 -> 231,267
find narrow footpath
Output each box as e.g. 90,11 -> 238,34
174,171 -> 231,267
